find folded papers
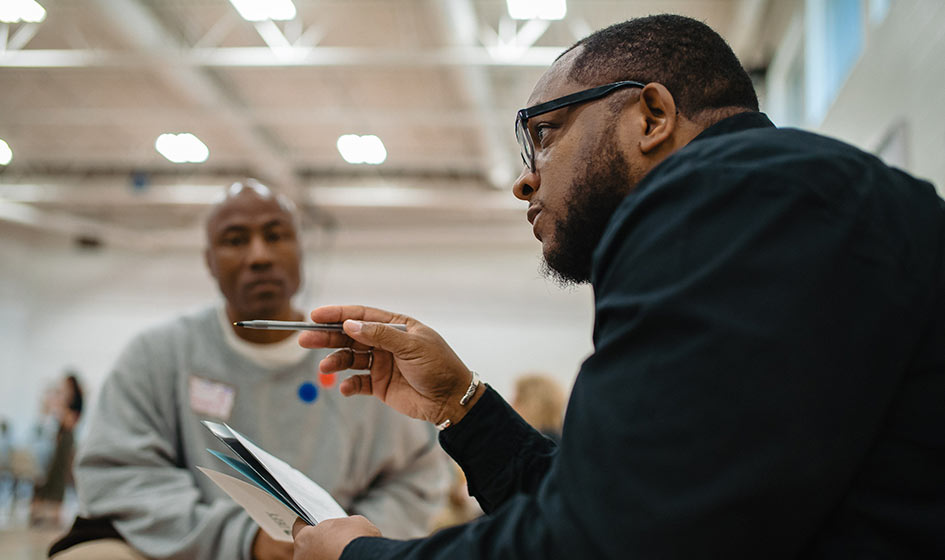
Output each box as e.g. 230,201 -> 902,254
199,420 -> 348,541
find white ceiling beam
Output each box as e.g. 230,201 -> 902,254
480,16 -> 551,62
0,197 -> 534,250
0,181 -> 225,206
0,178 -> 530,250
0,198 -> 161,249
294,22 -> 326,48
6,22 -> 41,51
0,45 -> 565,68
253,20 -> 292,50
194,12 -> 239,49
88,0 -> 302,196
315,222 -> 535,250
1,106 -> 517,127
0,179 -> 521,210
439,0 -> 521,189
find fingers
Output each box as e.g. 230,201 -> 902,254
300,305 -> 411,351
292,517 -> 307,539
339,374 -> 372,397
320,348 -> 374,373
342,319 -> 411,356
309,304 -> 397,325
298,329 -> 348,350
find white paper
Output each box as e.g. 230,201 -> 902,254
203,420 -> 234,442
198,467 -> 297,542
229,427 -> 349,523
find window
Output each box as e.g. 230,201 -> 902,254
805,0 -> 864,124
869,0 -> 891,24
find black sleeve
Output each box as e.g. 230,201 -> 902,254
437,384 -> 558,513
341,144 -> 941,559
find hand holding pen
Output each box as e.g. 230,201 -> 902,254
235,320 -> 407,332
294,305 -> 484,428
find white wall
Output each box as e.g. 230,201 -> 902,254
764,1 -> 945,195
0,227 -> 594,444
817,0 -> 945,192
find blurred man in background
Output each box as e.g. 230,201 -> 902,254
50,180 -> 448,560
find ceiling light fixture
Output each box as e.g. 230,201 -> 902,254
0,0 -> 46,23
506,0 -> 566,21
155,133 -> 210,164
0,139 -> 12,166
337,134 -> 387,165
228,0 -> 297,22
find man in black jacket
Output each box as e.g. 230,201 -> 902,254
293,14 -> 945,559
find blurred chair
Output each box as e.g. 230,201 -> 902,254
9,446 -> 41,518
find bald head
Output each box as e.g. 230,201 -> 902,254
205,179 -> 299,242
204,180 -> 303,325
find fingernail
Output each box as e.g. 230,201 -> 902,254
345,320 -> 362,334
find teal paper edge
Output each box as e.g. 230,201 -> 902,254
206,449 -> 295,511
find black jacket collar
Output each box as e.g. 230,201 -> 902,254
690,111 -> 775,144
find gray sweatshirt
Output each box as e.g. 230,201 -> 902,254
75,306 -> 449,560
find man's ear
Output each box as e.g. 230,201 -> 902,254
637,82 -> 678,154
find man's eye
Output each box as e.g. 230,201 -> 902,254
535,124 -> 552,146
221,236 -> 246,246
265,228 -> 294,242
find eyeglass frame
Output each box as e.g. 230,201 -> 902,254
514,80 -> 646,172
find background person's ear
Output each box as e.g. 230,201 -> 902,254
204,247 -> 217,278
638,83 -> 678,154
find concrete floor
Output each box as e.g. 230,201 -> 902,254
0,527 -> 64,560
0,479 -> 74,560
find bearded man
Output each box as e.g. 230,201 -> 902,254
293,14 -> 945,560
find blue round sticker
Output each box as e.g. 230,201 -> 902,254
297,381 -> 319,403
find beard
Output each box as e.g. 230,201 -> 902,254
541,140 -> 635,286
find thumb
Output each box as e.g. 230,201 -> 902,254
344,320 -> 411,354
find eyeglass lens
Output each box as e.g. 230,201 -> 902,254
515,116 -> 534,170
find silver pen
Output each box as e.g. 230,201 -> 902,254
234,320 -> 407,332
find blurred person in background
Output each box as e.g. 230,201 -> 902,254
429,463 -> 481,531
30,372 -> 83,527
30,382 -> 64,483
49,180 -> 448,560
0,418 -> 10,476
0,417 -> 13,514
510,373 -> 566,442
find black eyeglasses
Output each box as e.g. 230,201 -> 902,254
514,80 -> 645,172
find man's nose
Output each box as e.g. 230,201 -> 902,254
246,235 -> 273,268
512,166 -> 540,201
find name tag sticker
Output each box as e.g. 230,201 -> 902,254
189,375 -> 237,420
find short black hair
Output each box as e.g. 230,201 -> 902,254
565,14 -> 759,119
65,374 -> 83,415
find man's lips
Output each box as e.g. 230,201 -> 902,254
526,205 -> 541,225
526,205 -> 542,241
245,278 -> 283,291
